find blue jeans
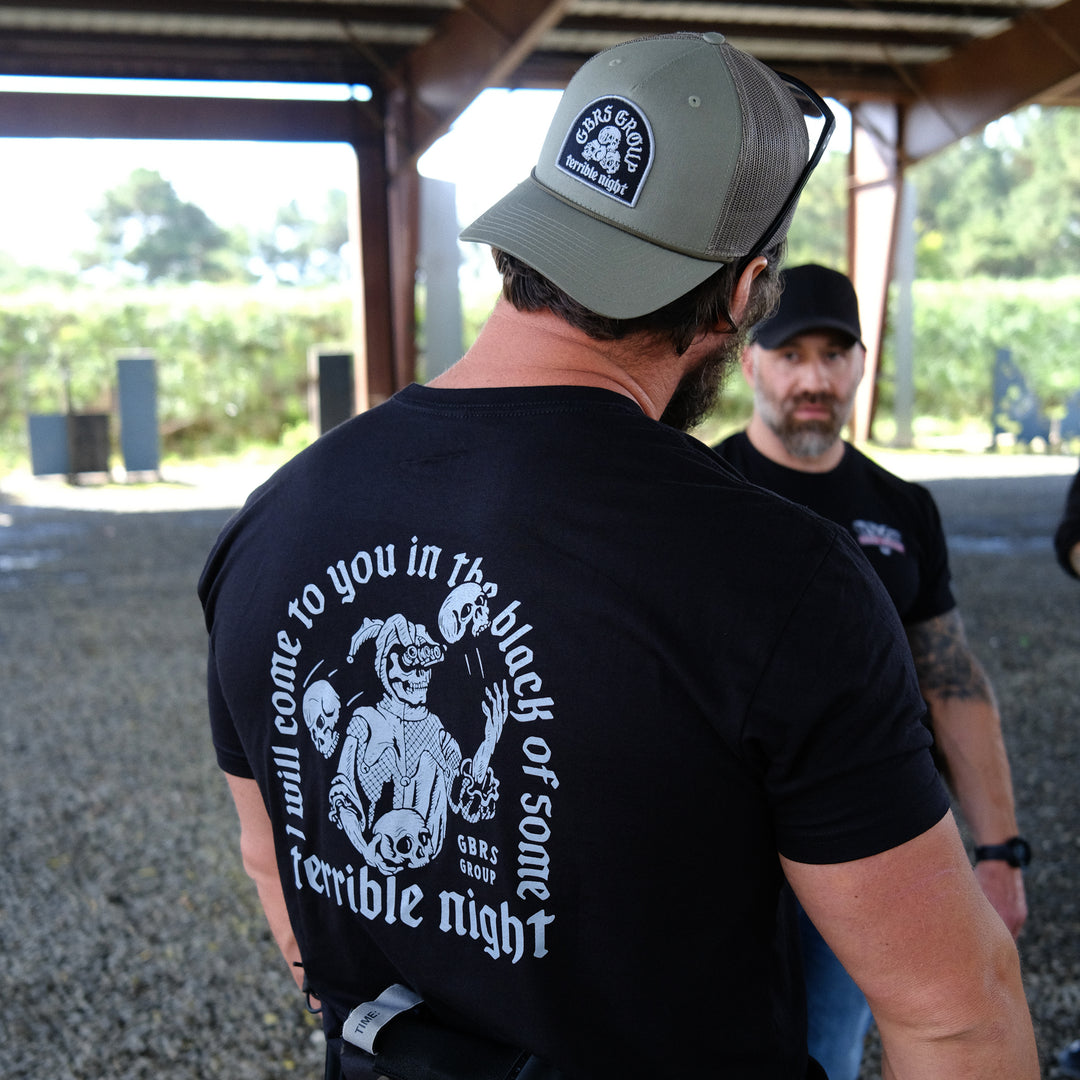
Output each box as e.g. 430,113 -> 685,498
798,905 -> 873,1080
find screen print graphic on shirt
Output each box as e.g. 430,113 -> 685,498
267,534 -> 555,965
852,518 -> 906,556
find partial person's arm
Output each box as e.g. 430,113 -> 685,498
225,772 -> 306,992
906,609 -> 1027,937
1053,463 -> 1080,577
784,812 -> 1038,1080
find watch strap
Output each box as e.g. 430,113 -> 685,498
973,836 -> 1031,868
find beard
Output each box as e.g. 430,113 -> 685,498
660,332 -> 745,432
753,386 -> 851,459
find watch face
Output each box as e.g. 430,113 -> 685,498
1010,838 -> 1032,867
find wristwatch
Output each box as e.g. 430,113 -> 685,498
974,836 -> 1032,868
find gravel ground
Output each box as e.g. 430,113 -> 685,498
2,450 -> 1079,1079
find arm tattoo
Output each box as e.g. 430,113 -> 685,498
906,609 -> 993,703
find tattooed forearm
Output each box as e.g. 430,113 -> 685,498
906,610 -> 994,702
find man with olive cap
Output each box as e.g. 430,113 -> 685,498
200,34 -> 1037,1080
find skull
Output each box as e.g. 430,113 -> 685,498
302,679 -> 341,757
438,582 -> 496,644
354,615 -> 444,703
386,641 -> 440,706
370,808 -> 434,870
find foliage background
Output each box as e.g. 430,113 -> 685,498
5,277 -> 1079,467
3,104 -> 1080,469
1,286 -> 352,463
698,278 -> 1080,445
702,104 -> 1080,445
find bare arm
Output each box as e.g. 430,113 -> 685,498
906,609 -> 1027,937
225,772 -> 306,992
784,812 -> 1037,1080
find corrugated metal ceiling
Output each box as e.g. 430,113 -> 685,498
0,0 -> 1072,104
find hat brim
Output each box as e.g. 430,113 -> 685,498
460,175 -> 729,320
754,316 -> 863,350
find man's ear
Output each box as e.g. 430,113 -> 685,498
729,256 -> 769,325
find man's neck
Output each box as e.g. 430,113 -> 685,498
744,413 -> 845,473
430,297 -> 692,422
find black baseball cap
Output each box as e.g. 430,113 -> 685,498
752,263 -> 863,349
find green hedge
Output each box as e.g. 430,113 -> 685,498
1,285 -> 353,463
709,276 -> 1080,435
3,278 -> 1078,467
883,278 -> 1080,419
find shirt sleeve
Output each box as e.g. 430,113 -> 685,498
207,644 -> 255,778
745,530 -> 951,865
904,484 -> 957,624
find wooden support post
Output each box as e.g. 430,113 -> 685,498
352,127 -> 397,408
848,101 -> 904,444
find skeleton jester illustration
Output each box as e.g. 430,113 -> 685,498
327,611 -> 507,875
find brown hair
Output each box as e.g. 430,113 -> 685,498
494,243 -> 786,356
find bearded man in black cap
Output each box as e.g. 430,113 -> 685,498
201,37 -> 1036,1080
718,263 -> 1029,1080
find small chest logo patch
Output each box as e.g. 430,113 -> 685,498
853,519 -> 906,557
555,95 -> 654,207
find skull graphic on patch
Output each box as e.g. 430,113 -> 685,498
556,95 -> 654,207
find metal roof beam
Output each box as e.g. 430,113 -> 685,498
392,0 -> 572,169
0,90 -> 379,141
902,0 -> 1080,161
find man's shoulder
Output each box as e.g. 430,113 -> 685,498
714,429 -> 750,460
709,435 -> 866,555
842,444 -> 938,506
713,430 -> 764,480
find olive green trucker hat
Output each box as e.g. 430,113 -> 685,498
460,32 -> 832,319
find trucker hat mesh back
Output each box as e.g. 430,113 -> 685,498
707,46 -> 807,259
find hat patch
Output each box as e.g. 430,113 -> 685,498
555,95 -> 654,207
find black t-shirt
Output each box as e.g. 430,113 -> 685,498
199,384 -> 948,1079
716,432 -> 955,625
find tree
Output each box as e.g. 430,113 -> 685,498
912,127 -> 1018,278
785,151 -> 848,270
255,189 -> 350,285
1002,107 -> 1080,277
910,105 -> 1080,280
81,168 -> 244,283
